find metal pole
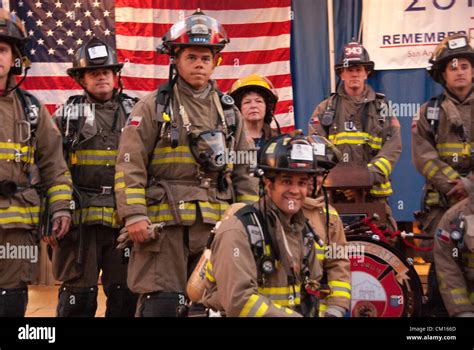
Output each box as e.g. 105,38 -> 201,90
327,0 -> 336,93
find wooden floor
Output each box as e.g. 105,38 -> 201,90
24,261 -> 431,317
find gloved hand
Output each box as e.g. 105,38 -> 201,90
455,311 -> 474,317
116,222 -> 165,249
324,305 -> 346,318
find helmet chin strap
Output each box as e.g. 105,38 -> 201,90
4,65 -> 30,96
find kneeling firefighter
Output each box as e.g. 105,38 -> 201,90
198,134 -> 325,317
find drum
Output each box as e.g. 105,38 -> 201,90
346,235 -> 424,317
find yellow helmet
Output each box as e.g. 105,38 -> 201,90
229,74 -> 278,124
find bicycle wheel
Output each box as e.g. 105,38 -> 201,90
346,235 -> 424,317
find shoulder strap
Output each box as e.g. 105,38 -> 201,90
319,93 -> 338,135
426,93 -> 445,139
216,88 -> 238,135
16,88 -> 41,129
155,81 -> 171,122
235,205 -> 273,266
118,92 -> 139,117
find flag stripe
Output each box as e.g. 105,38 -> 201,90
115,21 -> 291,39
117,47 -> 291,67
18,0 -> 295,130
115,0 -> 291,11
115,6 -> 291,24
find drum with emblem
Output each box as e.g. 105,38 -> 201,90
346,235 -> 424,317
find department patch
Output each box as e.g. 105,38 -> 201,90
127,116 -> 142,127
436,228 -> 451,243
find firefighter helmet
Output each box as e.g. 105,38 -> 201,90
229,74 -> 278,125
259,134 -> 318,175
335,41 -> 374,75
308,134 -> 341,172
67,37 -> 124,79
0,9 -> 28,76
160,9 -> 229,56
427,33 -> 474,84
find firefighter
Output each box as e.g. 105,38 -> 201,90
0,9 -> 72,317
307,41 -> 402,231
433,174 -> 474,317
51,38 -> 138,317
114,10 -> 259,317
412,33 -> 474,316
229,74 -> 281,156
302,135 -> 351,317
200,134 -> 323,317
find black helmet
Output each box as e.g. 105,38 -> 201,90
427,33 -> 474,84
259,134 -> 317,175
0,9 -> 28,76
229,74 -> 278,125
160,9 -> 229,56
335,41 -> 374,75
67,37 -> 124,79
308,134 -> 341,172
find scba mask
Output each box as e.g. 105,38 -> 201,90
190,130 -> 227,172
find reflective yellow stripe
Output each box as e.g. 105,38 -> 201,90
314,242 -> 326,261
372,157 -> 392,177
436,143 -> 470,157
236,194 -> 259,204
114,171 -> 125,190
0,143 -> 35,164
370,181 -> 393,196
199,201 -> 230,222
422,160 -> 439,180
258,285 -> 301,306
148,202 -> 196,225
73,206 -> 119,227
328,281 -> 352,290
442,166 -> 459,180
239,294 -> 269,317
451,288 -> 470,305
328,280 -> 351,299
0,206 -> 40,225
151,146 -> 196,165
272,303 -> 294,314
255,302 -> 269,317
205,261 -> 215,283
125,188 -> 145,205
47,184 -> 72,203
329,132 -> 382,149
329,290 -> 351,299
322,208 -> 339,217
75,149 -> 118,166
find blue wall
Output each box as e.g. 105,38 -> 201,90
291,0 -> 445,221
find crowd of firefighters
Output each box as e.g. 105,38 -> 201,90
0,8 -> 473,318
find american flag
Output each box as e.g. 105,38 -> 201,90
9,0 -> 295,131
